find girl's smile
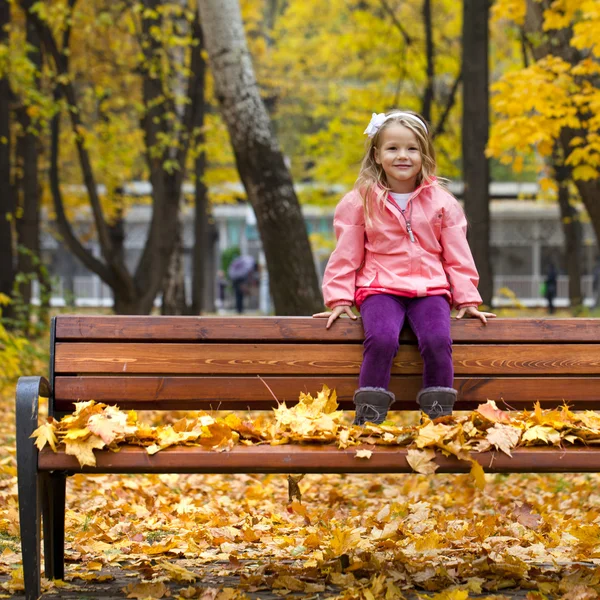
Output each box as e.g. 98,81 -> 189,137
374,124 -> 423,193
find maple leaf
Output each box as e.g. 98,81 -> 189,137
62,427 -> 93,441
470,460 -> 486,490
569,524 -> 600,548
513,502 -> 542,530
158,560 -> 197,583
124,581 -> 168,599
406,448 -> 438,474
63,435 -> 105,467
415,422 -> 451,449
88,406 -> 131,445
521,425 -> 561,445
560,585 -> 600,600
328,526 -> 361,556
199,422 -> 235,450
486,423 -> 522,456
429,590 -> 469,600
64,400 -> 105,429
30,420 -> 57,452
355,449 -> 372,459
475,399 -> 512,423
273,575 -> 305,591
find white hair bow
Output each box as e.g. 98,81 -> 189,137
363,113 -> 388,138
364,111 -> 428,138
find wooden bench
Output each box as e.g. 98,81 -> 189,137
15,315 -> 600,599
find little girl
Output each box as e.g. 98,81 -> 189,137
313,110 -> 495,425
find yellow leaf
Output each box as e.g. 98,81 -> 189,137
406,448 -> 439,474
415,422 -> 450,448
521,425 -> 560,445
470,460 -> 486,490
429,590 -> 469,600
63,427 -> 93,441
355,449 -> 372,459
63,435 -> 105,467
329,527 -> 360,556
88,407 -> 130,445
124,581 -> 168,599
158,561 -> 197,583
30,421 -> 57,452
486,423 -> 522,456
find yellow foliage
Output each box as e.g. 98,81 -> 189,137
488,1 -> 600,183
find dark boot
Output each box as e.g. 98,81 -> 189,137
417,387 -> 457,419
353,388 -> 395,426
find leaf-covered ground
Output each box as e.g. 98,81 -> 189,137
3,386 -> 600,599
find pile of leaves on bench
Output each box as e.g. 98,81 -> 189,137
31,385 -> 600,475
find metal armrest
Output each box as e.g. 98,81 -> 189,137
16,376 -> 51,445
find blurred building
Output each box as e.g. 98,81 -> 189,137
35,182 -> 599,311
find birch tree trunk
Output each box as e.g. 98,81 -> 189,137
462,0 -> 493,306
197,0 -> 323,315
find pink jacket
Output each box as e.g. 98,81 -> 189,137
322,178 -> 482,310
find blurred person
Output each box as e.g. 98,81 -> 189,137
228,255 -> 256,314
545,262 -> 558,315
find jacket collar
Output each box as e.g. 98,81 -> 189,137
379,176 -> 437,203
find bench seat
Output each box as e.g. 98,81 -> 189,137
37,444 -> 600,474
15,315 -> 600,600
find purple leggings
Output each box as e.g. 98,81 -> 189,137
358,294 -> 453,390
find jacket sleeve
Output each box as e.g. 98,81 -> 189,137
440,198 -> 483,309
322,193 -> 365,308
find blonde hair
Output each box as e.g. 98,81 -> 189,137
354,110 -> 437,225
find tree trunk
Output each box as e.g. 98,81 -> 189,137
31,0 -> 202,315
461,0 -> 493,306
0,0 -> 14,316
161,220 -> 187,315
197,0 -> 323,315
552,147 -> 582,311
188,15 -> 212,315
16,5 -> 43,318
524,0 -> 600,253
421,0 -> 434,124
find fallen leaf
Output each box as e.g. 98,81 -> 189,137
124,581 -> 168,599
476,399 -> 512,423
355,449 -> 372,459
486,423 -> 522,456
406,448 -> 438,474
30,421 -> 57,452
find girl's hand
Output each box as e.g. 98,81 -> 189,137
456,306 -> 497,325
312,305 -> 357,329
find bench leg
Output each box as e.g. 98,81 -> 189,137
16,376 -> 51,600
17,446 -> 42,600
41,472 -> 66,580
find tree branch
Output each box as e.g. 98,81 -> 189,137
433,68 -> 461,139
28,2 -> 115,264
378,0 -> 412,45
421,0 -> 434,122
49,112 -> 115,286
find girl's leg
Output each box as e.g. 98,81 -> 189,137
359,294 -> 407,389
406,295 -> 453,388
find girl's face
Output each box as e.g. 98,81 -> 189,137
374,124 -> 423,193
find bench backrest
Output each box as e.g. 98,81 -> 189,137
50,316 -> 600,415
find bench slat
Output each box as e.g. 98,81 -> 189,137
53,375 -> 600,411
54,343 -> 600,376
54,316 -> 600,343
38,445 -> 600,474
